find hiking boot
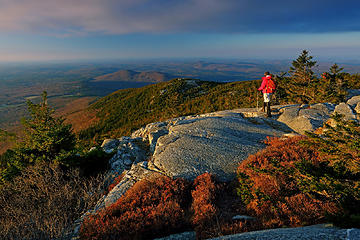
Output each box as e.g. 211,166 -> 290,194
262,102 -> 266,112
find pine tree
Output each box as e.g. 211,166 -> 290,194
329,63 -> 344,76
288,50 -> 317,103
1,92 -> 76,182
16,91 -> 76,164
325,63 -> 346,102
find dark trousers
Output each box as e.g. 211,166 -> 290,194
263,102 -> 271,117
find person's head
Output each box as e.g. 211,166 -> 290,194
264,71 -> 270,76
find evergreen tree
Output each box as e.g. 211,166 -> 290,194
319,63 -> 347,102
329,63 -> 344,76
1,92 -> 76,182
288,50 -> 317,103
273,72 -> 289,104
17,91 -> 76,163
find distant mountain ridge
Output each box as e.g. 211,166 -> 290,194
93,70 -> 173,83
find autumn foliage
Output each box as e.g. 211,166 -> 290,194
107,173 -> 125,193
80,176 -> 192,240
80,119 -> 360,239
191,173 -> 218,239
80,173 -> 243,240
237,127 -> 360,228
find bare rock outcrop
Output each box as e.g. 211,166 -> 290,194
347,95 -> 360,108
150,111 -> 288,181
277,103 -> 335,134
334,102 -> 358,120
209,224 -> 360,240
103,162 -> 164,208
96,95 -> 360,205
355,102 -> 360,114
101,136 -> 148,176
73,96 -> 360,238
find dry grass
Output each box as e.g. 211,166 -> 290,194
0,163 -> 104,240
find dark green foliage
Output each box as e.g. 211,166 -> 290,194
0,91 -> 77,182
79,78 -> 261,140
272,72 -> 289,105
0,150 -> 18,184
0,92 -> 113,183
316,64 -> 347,103
0,129 -> 16,143
60,147 -> 112,177
344,73 -> 360,89
302,115 -> 360,227
236,116 -> 360,228
18,91 -> 76,163
276,51 -> 347,104
287,50 -> 318,103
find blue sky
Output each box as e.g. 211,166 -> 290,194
0,0 -> 360,62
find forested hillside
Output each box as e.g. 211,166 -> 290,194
78,79 -> 262,141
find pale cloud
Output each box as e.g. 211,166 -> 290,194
0,0 -> 234,35
0,0 -> 359,36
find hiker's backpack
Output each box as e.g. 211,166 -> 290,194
265,78 -> 276,93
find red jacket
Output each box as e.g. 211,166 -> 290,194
258,75 -> 274,93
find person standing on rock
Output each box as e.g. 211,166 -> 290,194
258,72 -> 276,117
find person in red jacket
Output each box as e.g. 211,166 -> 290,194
258,72 -> 276,117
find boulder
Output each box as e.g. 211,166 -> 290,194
101,139 -> 120,153
149,129 -> 169,153
277,104 -> 332,134
232,215 -> 256,221
151,113 -> 287,181
154,232 -> 196,240
132,122 -> 169,153
108,137 -> 147,173
355,102 -> 360,114
347,95 -> 360,108
277,106 -> 301,123
310,103 -> 336,115
132,121 -> 168,140
103,163 -> 165,208
333,102 -> 357,120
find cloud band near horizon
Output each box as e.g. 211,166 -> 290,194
0,0 -> 359,36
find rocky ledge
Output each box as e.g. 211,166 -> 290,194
101,95 -> 360,185
73,94 -> 360,239
102,110 -> 291,183
210,224 -> 360,240
94,95 -> 360,215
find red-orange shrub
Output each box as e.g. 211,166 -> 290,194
191,173 -> 218,238
107,173 -> 125,193
237,136 -> 338,228
192,173 -> 217,225
80,175 -> 191,240
191,174 -> 263,239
